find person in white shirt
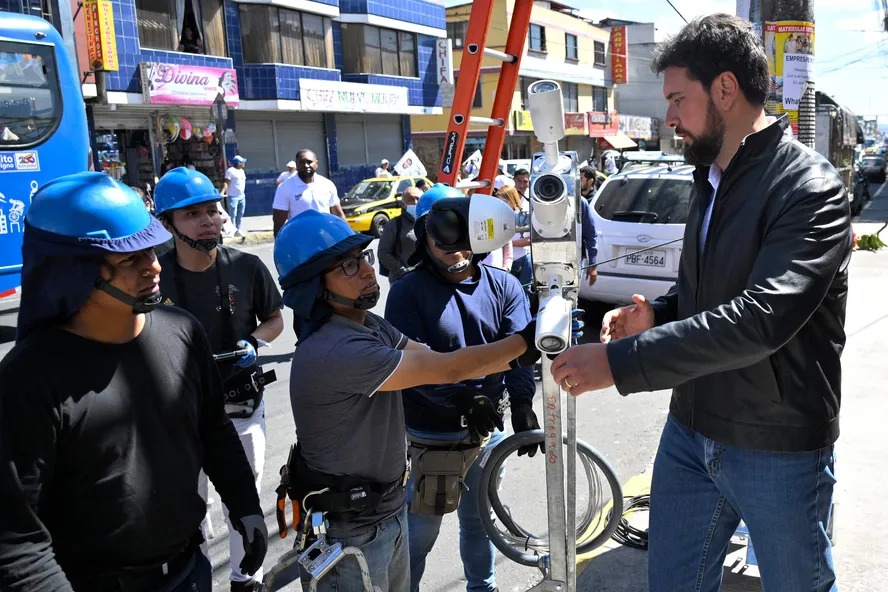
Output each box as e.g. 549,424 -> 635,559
375,158 -> 392,178
221,155 -> 247,238
276,161 -> 297,186
272,149 -> 346,236
493,160 -> 515,195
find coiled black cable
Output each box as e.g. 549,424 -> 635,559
609,494 -> 650,550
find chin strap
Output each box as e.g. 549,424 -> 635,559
429,253 -> 473,275
173,227 -> 218,253
95,279 -> 163,314
324,288 -> 380,311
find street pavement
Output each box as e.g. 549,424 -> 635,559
0,180 -> 885,591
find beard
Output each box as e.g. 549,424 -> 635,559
677,99 -> 725,167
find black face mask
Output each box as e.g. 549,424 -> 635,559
325,287 -> 380,310
95,279 -> 163,314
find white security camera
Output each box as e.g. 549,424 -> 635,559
535,291 -> 572,354
527,80 -> 566,147
426,194 -> 519,253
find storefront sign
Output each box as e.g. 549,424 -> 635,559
564,112 -> 587,135
764,21 -> 815,136
436,38 -> 454,86
299,79 -> 409,113
140,63 -> 240,107
618,114 -> 652,139
588,111 -> 618,137
84,0 -> 118,71
610,26 -> 628,85
514,110 -> 534,132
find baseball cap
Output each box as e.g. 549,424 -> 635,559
232,155 -> 247,164
286,160 -> 297,168
381,158 -> 389,164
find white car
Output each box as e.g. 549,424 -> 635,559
580,155 -> 694,305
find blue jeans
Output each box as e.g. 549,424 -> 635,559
406,428 -> 505,592
227,195 -> 245,230
649,413 -> 837,592
510,254 -> 532,290
302,506 -> 409,592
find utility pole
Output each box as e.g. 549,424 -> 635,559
739,0 -> 816,148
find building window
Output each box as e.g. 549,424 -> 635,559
520,76 -> 538,110
565,33 -> 578,61
562,82 -> 578,113
136,0 -> 226,56
473,80 -> 483,108
592,86 -> 608,112
447,20 -> 467,49
594,40 -> 606,66
238,6 -> 333,67
529,24 -> 546,52
342,24 -> 417,77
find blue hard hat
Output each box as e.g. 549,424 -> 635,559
26,172 -> 171,251
274,210 -> 372,287
153,167 -> 221,216
415,183 -> 465,220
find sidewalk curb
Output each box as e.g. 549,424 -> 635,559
222,231 -> 275,247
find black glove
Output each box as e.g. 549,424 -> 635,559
452,387 -> 504,442
510,319 -> 541,369
511,400 -> 544,457
233,514 -> 268,576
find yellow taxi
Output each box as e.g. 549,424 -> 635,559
342,176 -> 431,237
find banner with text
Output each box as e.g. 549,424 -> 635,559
764,21 -> 815,136
588,111 -> 618,137
610,26 -> 628,85
84,0 -> 118,71
300,79 -> 409,113
140,63 -> 239,106
514,110 -> 589,135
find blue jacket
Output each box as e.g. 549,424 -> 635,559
385,263 -> 535,432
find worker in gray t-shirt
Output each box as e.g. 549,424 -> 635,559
273,210 -> 542,592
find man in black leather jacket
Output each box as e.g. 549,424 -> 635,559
552,14 -> 850,592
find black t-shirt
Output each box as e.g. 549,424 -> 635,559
158,246 -> 282,380
0,308 -> 259,589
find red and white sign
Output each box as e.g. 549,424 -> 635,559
588,111 -> 618,137
610,26 -> 628,85
140,62 -> 239,107
564,112 -> 587,135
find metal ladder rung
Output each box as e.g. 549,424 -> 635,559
469,117 -> 505,127
483,47 -> 518,63
456,179 -> 492,190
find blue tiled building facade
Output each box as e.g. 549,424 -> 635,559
5,0 -> 444,215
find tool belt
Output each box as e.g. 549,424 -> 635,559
407,433 -> 487,516
275,444 -> 409,539
222,365 -> 276,418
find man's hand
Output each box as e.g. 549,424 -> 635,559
510,401 -> 543,457
584,265 -> 598,286
453,388 -> 504,442
233,514 -> 268,576
509,320 -> 541,369
600,294 -> 654,343
234,338 -> 257,368
550,343 -> 614,396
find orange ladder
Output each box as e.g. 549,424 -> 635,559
437,0 -> 535,194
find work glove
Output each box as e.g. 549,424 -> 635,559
235,336 -> 258,368
509,319 -> 541,369
452,387 -> 504,443
511,400 -> 543,457
233,514 -> 268,576
571,308 -> 585,344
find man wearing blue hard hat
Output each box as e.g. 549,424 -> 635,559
0,173 -> 266,591
384,184 -> 537,592
273,209 -> 542,591
155,167 -> 284,591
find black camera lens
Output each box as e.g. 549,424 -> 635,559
534,174 -> 565,202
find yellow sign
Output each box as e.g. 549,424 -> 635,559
764,21 -> 814,136
514,110 -> 534,132
84,0 -> 119,71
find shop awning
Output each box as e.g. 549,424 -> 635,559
603,133 -> 637,150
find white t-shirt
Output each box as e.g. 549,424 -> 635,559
375,168 -> 392,178
277,170 -> 297,184
224,167 -> 246,197
273,174 -> 340,218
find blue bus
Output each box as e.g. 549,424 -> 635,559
0,12 -> 90,296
